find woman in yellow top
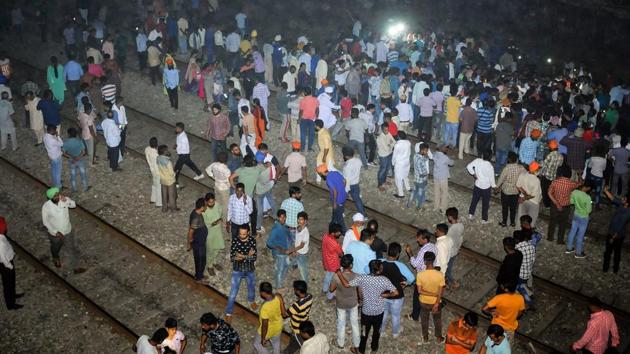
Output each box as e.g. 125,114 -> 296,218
255,282 -> 287,353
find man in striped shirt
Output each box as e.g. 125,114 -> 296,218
475,99 -> 495,156
405,229 -> 438,322
284,280 -> 313,353
572,297 -> 619,354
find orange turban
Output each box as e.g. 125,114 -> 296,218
291,141 -> 301,150
529,161 -> 540,173
548,139 -> 558,150
531,129 -> 542,139
165,57 -> 174,65
316,164 -> 328,174
321,79 -> 329,86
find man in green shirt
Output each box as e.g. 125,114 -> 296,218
565,181 -> 593,259
229,154 -> 264,232
62,127 -> 89,192
202,192 -> 224,276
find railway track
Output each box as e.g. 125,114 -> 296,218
8,54 -> 630,352
0,156 -> 289,350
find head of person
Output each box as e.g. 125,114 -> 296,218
240,105 -> 249,115
243,154 -> 256,167
341,253 -> 353,269
175,122 -> 185,134
351,107 -> 359,119
329,223 -> 343,238
216,151 -> 228,164
297,211 -> 308,228
360,228 -> 375,245
157,144 -> 169,156
387,242 -> 402,260
580,180 -> 594,193
293,280 -> 308,298
67,127 -> 78,138
234,183 -> 245,198
259,281 -> 273,299
46,187 -> 60,203
204,192 -> 215,208
435,223 -> 448,237
211,103 -> 221,115
528,161 -> 540,174
463,312 -> 478,329
165,318 -> 178,336
398,131 -> 407,141
314,119 -> 324,131
289,65 -> 296,74
486,324 -> 505,344
233,89 -> 241,99
352,213 -> 365,227
238,223 -> 250,241
381,122 -> 389,133
519,215 -> 532,230
367,219 -> 378,233
298,320 -> 316,340
502,237 -> 516,253
46,125 -> 58,136
276,209 -> 287,224
316,163 -> 328,178
548,139 -> 558,151
530,129 -> 542,141
150,328 -> 169,345
229,143 -> 241,157
195,198 -> 207,212
423,251 -> 436,267
342,146 -> 355,161
587,297 -> 604,313
368,259 -> 383,275
418,143 -> 429,156
507,151 -> 518,164
200,312 -> 220,331
416,228 -> 430,245
367,103 -> 376,113
446,207 -> 459,223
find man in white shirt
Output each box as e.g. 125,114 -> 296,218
145,137 -> 162,208
282,65 -> 297,94
101,110 -> 122,171
299,321 -> 330,354
206,151 -> 232,220
134,328 -> 168,354
112,97 -> 128,155
342,146 -> 366,216
466,151 -> 496,223
434,223 -> 453,276
395,95 -> 413,133
317,87 -> 340,129
43,125 -> 64,188
0,217 -> 23,310
225,31 -> 241,72
516,161 -> 543,227
41,187 -> 85,273
342,213 -> 365,251
174,122 -> 204,184
445,207 -> 464,288
392,131 -> 412,197
375,39 -> 388,63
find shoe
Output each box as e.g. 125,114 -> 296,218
575,253 -> 587,259
250,302 -> 258,311
393,194 -> 404,199
406,313 -> 418,322
481,220 -> 490,224
350,347 -> 358,354
193,174 -> 205,180
510,223 -> 516,227
498,222 -> 507,227
224,314 -> 233,324
435,336 -> 445,343
53,260 -> 62,268
393,328 -> 403,338
468,214 -> 474,220
367,162 -> 377,167
213,263 -> 223,271
8,304 -> 24,310
565,249 -> 575,254
73,267 -> 87,274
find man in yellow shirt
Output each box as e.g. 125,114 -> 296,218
255,282 -> 287,353
416,251 -> 446,343
443,86 -> 461,148
481,281 -> 526,340
315,119 -> 335,183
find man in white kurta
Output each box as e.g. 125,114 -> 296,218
392,133 -> 411,197
144,140 -> 162,207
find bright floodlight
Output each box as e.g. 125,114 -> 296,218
546,58 -> 552,64
388,22 -> 406,37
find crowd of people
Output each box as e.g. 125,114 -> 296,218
0,0 -> 628,353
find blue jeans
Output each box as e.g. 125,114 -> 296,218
322,271 -> 335,300
380,297 -> 404,335
349,184 -> 366,216
177,35 -> 187,54
226,270 -> 256,315
69,159 -> 89,192
337,305 -> 361,348
371,96 -> 381,123
407,181 -> 427,208
294,253 -> 309,282
50,158 -> 63,188
443,122 -> 458,147
517,278 -> 533,305
332,203 -> 346,233
273,254 -> 289,289
566,216 -> 589,256
377,154 -> 392,187
588,175 -> 604,205
445,255 -> 457,284
495,149 -> 508,174
300,119 -> 315,151
348,140 -> 368,167
256,191 -> 276,230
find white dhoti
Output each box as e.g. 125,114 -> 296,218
394,164 -> 410,196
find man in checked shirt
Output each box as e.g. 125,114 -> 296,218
571,297 -> 619,354
405,229 -> 438,322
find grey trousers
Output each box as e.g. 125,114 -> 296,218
161,183 -> 178,211
48,232 -> 80,269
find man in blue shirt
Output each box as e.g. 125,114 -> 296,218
163,59 -> 179,109
317,164 -> 348,232
64,54 -> 83,97
62,127 -> 89,192
266,209 -> 292,290
476,99 -> 495,156
345,229 -> 376,275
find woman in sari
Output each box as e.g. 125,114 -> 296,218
183,55 -> 201,94
252,98 -> 267,147
47,56 -> 66,104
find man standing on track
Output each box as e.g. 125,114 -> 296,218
41,187 -> 86,274
101,110 -> 122,172
0,217 -> 24,310
392,131 -> 412,199
145,137 -> 162,208
225,224 -> 259,323
206,103 -> 231,163
43,125 -> 64,188
164,58 -> 180,110
174,122 -> 204,185
466,151 -> 496,224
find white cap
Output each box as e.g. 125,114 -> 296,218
274,34 -> 282,41
352,213 -> 365,222
325,86 -> 334,93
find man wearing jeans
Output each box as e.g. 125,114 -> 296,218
345,108 -> 369,167
62,128 -> 89,193
467,151 -> 496,223
299,88 -> 318,152
266,210 -> 291,290
225,224 -> 258,322
317,164 -> 348,233
342,146 -> 366,217
566,182 -> 593,259
376,123 -> 395,191
380,243 -> 414,338
41,187 -> 85,273
43,125 -> 64,188
329,254 -> 360,351
321,223 -> 343,300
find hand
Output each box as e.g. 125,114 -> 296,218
518,197 -> 525,204
226,223 -> 231,232
604,185 -> 609,192
404,244 -> 412,254
187,243 -> 192,252
261,339 -> 269,346
400,281 -> 408,287
556,204 -> 563,212
432,302 -> 440,313
56,232 -> 64,239
248,248 -> 255,257
301,180 -> 307,186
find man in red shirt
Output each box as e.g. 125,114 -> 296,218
572,297 -> 619,354
321,223 -> 343,301
299,87 -> 319,152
